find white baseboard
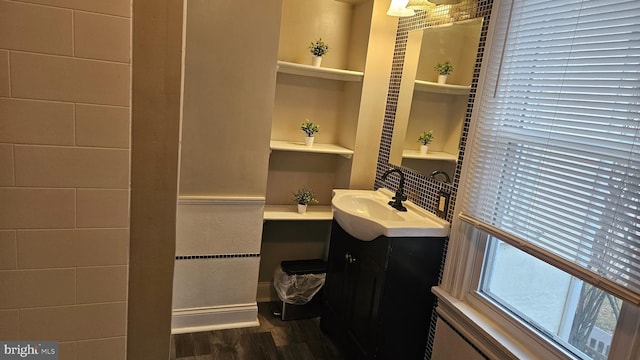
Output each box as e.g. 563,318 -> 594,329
171,303 -> 259,334
256,281 -> 278,303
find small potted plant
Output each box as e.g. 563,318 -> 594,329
434,60 -> 454,84
293,186 -> 318,214
301,119 -> 320,146
418,130 -> 435,154
309,38 -> 329,67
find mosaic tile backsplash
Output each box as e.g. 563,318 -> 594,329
375,0 -> 493,223
372,1 -> 494,358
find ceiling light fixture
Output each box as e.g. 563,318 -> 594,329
387,0 -> 416,17
406,0 -> 435,9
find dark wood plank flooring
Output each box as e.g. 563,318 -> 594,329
170,302 -> 347,360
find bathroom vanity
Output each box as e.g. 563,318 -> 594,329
320,220 -> 446,359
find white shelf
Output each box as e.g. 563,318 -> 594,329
402,150 -> 458,162
414,80 -> 470,95
277,60 -> 363,82
264,205 -> 333,221
270,140 -> 354,159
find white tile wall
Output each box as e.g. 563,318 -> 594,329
173,198 -> 264,330
176,199 -> 264,255
0,0 -> 131,356
172,257 -> 260,310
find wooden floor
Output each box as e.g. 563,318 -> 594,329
170,302 -> 348,360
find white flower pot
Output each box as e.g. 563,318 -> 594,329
437,74 -> 448,84
304,136 -> 315,146
297,204 -> 307,214
420,144 -> 429,155
312,55 -> 322,67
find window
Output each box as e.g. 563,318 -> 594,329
437,0 -> 640,359
481,237 -> 622,359
463,0 -> 640,303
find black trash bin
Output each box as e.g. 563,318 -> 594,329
273,259 -> 327,321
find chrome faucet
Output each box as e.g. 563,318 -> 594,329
381,168 -> 407,212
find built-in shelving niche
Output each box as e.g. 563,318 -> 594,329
267,61 -> 361,218
259,0 -> 387,304
266,0 -> 371,219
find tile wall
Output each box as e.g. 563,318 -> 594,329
373,1 -> 494,358
172,0 -> 283,333
172,200 -> 264,331
0,1 -> 131,359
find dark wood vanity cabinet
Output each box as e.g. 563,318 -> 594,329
320,220 -> 446,360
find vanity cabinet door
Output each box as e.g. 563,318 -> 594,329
322,220 -> 390,359
322,221 -> 363,357
323,221 -> 355,320
380,236 -> 446,359
349,249 -> 386,358
322,220 -> 447,360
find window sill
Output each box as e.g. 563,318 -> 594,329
432,286 -> 574,360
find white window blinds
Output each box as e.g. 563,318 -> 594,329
460,0 -> 640,304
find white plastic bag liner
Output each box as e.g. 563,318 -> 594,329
273,266 -> 326,305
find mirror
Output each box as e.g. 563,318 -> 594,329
389,18 -> 484,179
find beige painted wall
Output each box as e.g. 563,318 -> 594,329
279,0 -> 353,69
0,0 -> 131,358
270,74 -> 345,145
267,0 -> 374,204
127,0 -> 183,359
179,1 -> 283,196
258,221 -> 331,282
266,151 -> 339,205
270,0 -> 397,195
348,0 -> 398,189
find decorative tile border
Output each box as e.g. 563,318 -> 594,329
372,1 -> 494,358
376,0 -> 493,224
175,253 -> 260,260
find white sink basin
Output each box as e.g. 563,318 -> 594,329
331,189 -> 450,241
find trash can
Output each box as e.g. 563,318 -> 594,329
273,259 -> 327,321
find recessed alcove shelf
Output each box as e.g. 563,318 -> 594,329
263,205 -> 333,221
277,60 -> 364,82
270,140 -> 354,159
402,150 -> 458,162
414,80 -> 470,95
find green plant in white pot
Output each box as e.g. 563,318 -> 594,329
293,186 -> 318,214
434,60 -> 454,84
309,38 -> 329,67
418,130 -> 435,155
301,119 -> 320,146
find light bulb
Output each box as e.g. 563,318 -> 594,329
387,0 -> 416,17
